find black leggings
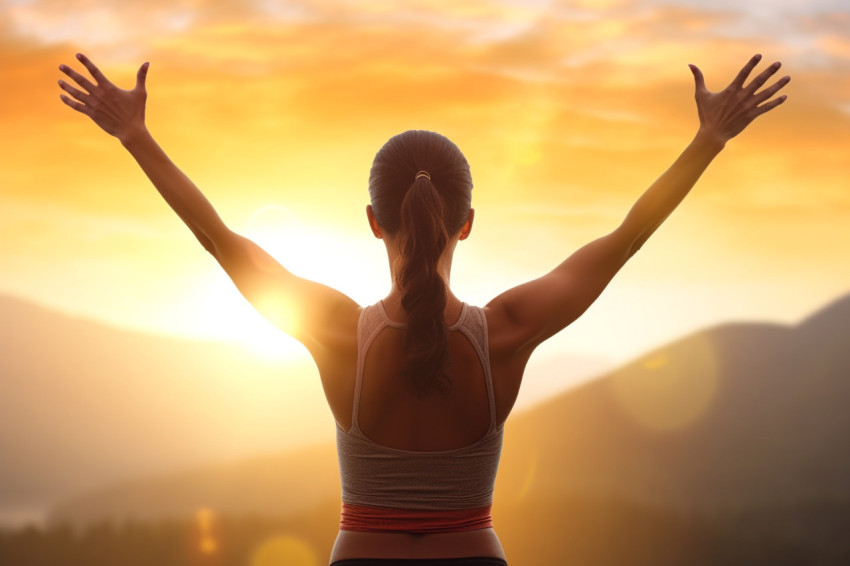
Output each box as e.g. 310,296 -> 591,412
330,558 -> 508,566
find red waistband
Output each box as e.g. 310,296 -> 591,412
340,503 -> 494,534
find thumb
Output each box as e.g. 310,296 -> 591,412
689,64 -> 706,93
135,61 -> 149,91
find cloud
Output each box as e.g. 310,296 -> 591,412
4,0 -> 845,196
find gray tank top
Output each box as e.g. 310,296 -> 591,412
336,301 -> 504,510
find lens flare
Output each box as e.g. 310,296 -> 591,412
250,535 -> 319,566
609,335 -> 719,432
194,507 -> 218,555
515,450 -> 538,503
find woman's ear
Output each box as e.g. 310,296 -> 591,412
458,208 -> 475,241
366,204 -> 383,239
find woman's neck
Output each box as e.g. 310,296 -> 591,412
381,288 -> 464,324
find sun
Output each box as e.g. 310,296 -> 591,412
186,203 -> 386,361
242,202 -> 389,304
181,202 -> 393,360
192,274 -> 307,362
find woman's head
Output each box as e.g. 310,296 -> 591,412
368,130 -> 473,398
368,130 -> 473,237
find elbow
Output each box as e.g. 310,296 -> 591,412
628,239 -> 644,258
611,221 -> 645,262
198,234 -> 218,258
188,223 -> 224,258
627,227 -> 655,258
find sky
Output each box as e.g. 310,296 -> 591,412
1,0 -> 848,391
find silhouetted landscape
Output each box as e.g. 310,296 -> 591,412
0,294 -> 330,518
2,292 -> 850,564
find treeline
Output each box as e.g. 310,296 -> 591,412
497,496 -> 850,566
2,497 -> 850,566
0,500 -> 339,566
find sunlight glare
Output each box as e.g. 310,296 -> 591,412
245,204 -> 303,248
194,276 -> 305,362
243,203 -> 388,305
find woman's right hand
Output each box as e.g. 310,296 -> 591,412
58,53 -> 149,143
689,54 -> 790,146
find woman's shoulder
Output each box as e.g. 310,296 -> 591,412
481,302 -> 536,425
482,302 -> 533,356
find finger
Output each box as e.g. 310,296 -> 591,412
753,94 -> 787,117
75,53 -> 110,85
57,79 -> 90,104
59,93 -> 91,116
753,75 -> 791,104
59,64 -> 96,94
135,62 -> 149,91
745,61 -> 782,94
732,53 -> 762,88
689,64 -> 707,93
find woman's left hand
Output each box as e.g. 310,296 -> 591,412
689,54 -> 790,146
58,53 -> 149,143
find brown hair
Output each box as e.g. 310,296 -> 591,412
368,130 -> 473,398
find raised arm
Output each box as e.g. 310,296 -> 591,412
486,54 -> 790,353
57,54 -> 360,353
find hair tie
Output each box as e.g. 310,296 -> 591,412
415,170 -> 431,181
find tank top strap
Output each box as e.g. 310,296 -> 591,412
350,304 -> 389,434
455,304 -> 498,433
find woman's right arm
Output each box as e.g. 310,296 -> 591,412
485,54 -> 790,356
58,54 -> 361,353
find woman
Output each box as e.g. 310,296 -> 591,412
58,53 -> 789,565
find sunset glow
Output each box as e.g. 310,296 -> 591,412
1,0 -> 848,391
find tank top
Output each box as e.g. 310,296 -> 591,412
335,301 -> 504,532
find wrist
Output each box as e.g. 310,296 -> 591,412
119,123 -> 151,150
693,128 -> 727,153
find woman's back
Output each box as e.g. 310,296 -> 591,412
350,298 -> 493,451
329,296 -> 511,562
337,297 -> 503,506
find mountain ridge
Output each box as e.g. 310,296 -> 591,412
0,293 -> 331,514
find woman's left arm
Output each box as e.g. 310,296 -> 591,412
485,54 -> 790,351
621,54 -> 790,254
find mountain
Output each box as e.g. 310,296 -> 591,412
500,291 -> 850,511
0,294 -> 330,517
45,292 -> 850,527
43,445 -> 340,526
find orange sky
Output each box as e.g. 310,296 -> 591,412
1,0 -> 848,394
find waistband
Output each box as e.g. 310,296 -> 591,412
331,558 -> 508,566
340,503 -> 494,534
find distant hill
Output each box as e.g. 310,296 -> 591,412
44,445 -> 340,526
46,292 -> 850,526
0,294 -> 330,516
500,291 -> 850,511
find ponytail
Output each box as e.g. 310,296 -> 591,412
397,172 -> 452,398
368,130 -> 473,399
